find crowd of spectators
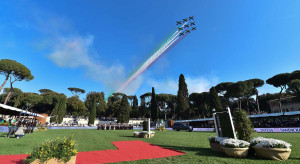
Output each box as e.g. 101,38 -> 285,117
252,117 -> 300,128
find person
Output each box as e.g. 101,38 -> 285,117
15,122 -> 25,139
7,116 -> 16,138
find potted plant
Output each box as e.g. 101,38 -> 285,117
208,136 -> 228,152
140,131 -> 155,138
220,138 -> 250,158
24,137 -> 78,164
251,137 -> 292,160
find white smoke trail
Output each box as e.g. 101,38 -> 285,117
117,35 -> 180,93
116,22 -> 187,93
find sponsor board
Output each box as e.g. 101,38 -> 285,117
48,126 -> 97,130
133,127 -> 215,131
254,127 -> 300,133
0,126 -> 9,132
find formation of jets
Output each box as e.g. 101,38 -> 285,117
177,16 -> 196,36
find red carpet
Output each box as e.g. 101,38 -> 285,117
0,154 -> 29,164
0,140 -> 184,164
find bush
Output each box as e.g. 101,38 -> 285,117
220,138 -> 250,148
24,136 -> 77,164
0,122 -> 9,126
143,121 -> 148,131
208,136 -> 229,144
233,110 -> 254,142
250,137 -> 292,148
155,126 -> 167,131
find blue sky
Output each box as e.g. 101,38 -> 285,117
0,0 -> 299,100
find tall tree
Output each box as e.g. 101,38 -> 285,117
50,94 -> 67,124
117,95 -> 130,123
105,92 -> 125,118
150,87 -> 159,122
88,99 -> 96,125
0,59 -> 30,92
226,81 -> 246,110
176,74 -> 190,119
67,96 -> 87,116
287,79 -> 300,97
246,79 -> 264,113
287,70 -> 300,99
68,87 -> 85,96
39,89 -> 54,94
157,94 -> 174,120
215,82 -> 234,96
209,87 -> 223,112
139,92 -> 152,118
85,92 -> 106,117
215,82 -> 233,108
130,95 -> 140,118
1,60 -> 34,104
0,88 -> 23,107
266,73 -> 291,112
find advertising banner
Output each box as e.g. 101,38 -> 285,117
0,126 -> 9,132
254,127 -> 300,133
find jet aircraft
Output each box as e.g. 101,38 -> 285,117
183,18 -> 188,22
192,27 -> 196,31
189,16 -> 194,20
178,27 -> 183,31
179,32 -> 184,36
176,21 -> 182,25
190,22 -> 195,26
184,24 -> 189,28
186,30 -> 190,33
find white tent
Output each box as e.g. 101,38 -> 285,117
0,103 -> 45,118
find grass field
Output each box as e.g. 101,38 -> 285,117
1,130 -> 299,163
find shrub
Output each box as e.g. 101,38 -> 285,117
208,136 -> 229,144
24,136 -> 77,164
143,121 -> 148,131
220,138 -> 250,148
0,122 -> 9,126
250,137 -> 292,148
233,110 -> 254,142
155,126 -> 167,131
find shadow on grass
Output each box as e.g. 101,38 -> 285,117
156,144 -> 226,158
118,135 -> 135,138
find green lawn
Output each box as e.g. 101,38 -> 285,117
1,130 -> 299,163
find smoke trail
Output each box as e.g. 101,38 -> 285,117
117,34 -> 182,93
116,22 -> 189,93
147,33 -> 189,69
117,34 -> 181,92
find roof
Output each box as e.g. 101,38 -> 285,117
0,103 -> 46,118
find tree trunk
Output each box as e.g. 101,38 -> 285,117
279,87 -> 283,113
256,92 -> 260,114
246,98 -> 249,114
237,99 -> 240,110
4,91 -> 12,105
0,75 -> 9,93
